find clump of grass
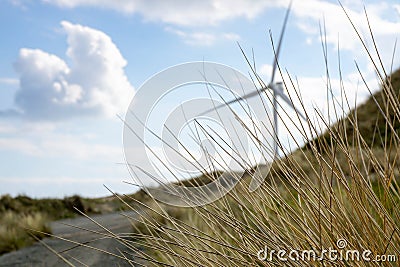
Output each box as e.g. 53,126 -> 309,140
119,5 -> 400,267
0,194 -> 88,219
0,194 -> 84,255
0,211 -> 51,254
127,64 -> 400,266
0,193 -> 127,256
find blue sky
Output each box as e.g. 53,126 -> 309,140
0,0 -> 399,198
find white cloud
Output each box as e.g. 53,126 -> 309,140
38,1 -> 399,71
291,1 -> 400,68
0,124 -> 18,134
0,137 -> 42,156
42,137 -> 122,160
4,21 -> 134,120
0,78 -> 19,86
0,133 -> 122,160
40,1 -> 399,64
165,27 -> 240,46
293,1 -> 399,47
0,119 -> 123,161
8,0 -> 29,9
42,0 -> 284,27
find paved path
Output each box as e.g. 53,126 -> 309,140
0,211 -> 144,266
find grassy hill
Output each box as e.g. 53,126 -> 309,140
310,68 -> 400,150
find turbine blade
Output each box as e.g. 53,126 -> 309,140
270,1 -> 292,84
198,87 -> 268,116
272,90 -> 279,158
273,88 -> 307,121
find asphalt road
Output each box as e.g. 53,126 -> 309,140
0,211 -> 143,266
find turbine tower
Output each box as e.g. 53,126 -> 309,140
200,1 -> 306,159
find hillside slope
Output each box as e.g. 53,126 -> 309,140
311,68 -> 400,149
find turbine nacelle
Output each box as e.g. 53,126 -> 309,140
275,82 -> 284,92
268,82 -> 284,93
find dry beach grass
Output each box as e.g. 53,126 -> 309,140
119,6 -> 400,267
0,211 -> 50,255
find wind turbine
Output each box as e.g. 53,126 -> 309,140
200,2 -> 306,159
